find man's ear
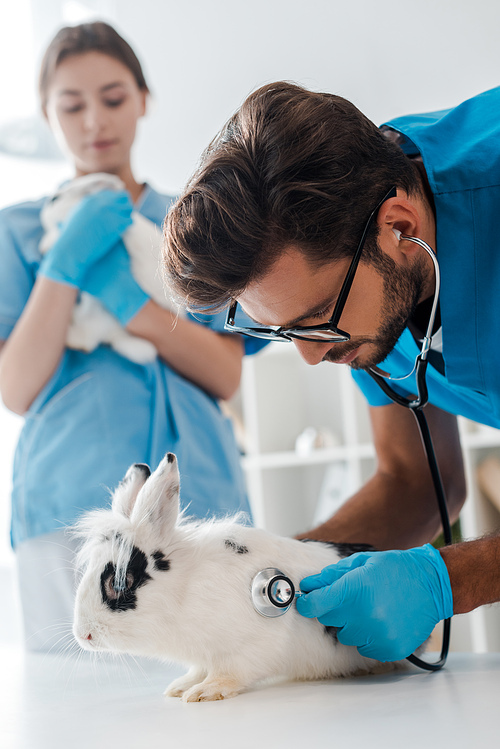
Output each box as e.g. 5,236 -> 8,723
376,193 -> 426,258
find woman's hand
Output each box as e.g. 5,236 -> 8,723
80,240 -> 244,399
39,190 -> 133,287
80,240 -> 149,325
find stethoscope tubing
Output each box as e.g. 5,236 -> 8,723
406,407 -> 452,670
368,368 -> 452,670
368,234 -> 451,671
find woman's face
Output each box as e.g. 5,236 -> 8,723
45,51 -> 147,177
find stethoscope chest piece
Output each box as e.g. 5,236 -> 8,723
251,568 -> 296,617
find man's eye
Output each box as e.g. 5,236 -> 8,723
310,307 -> 331,321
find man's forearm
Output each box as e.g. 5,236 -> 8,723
297,469 -> 454,550
440,534 -> 500,614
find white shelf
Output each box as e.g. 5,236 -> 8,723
461,430 -> 500,449
241,443 -> 375,470
232,344 -> 500,654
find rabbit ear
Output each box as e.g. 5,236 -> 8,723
112,463 -> 151,518
129,453 -> 180,535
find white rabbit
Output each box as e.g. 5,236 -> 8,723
73,452 -> 410,702
40,173 -> 182,364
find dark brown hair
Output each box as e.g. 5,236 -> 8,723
164,81 -> 421,310
39,21 -> 149,113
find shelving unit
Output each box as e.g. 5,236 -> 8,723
231,342 -> 500,653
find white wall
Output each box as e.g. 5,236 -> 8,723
124,0 -> 500,195
1,0 -> 499,563
26,0 -> 500,195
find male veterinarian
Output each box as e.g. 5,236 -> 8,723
163,82 -> 500,662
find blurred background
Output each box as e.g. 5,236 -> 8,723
1,0 -> 499,645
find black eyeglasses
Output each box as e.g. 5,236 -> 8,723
224,186 -> 397,343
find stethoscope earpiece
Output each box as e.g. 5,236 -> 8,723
251,568 -> 298,617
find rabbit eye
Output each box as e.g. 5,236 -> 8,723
104,571 -> 134,600
100,547 -> 151,611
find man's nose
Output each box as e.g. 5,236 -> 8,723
292,339 -> 332,365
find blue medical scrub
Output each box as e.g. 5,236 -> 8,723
352,86 -> 500,428
0,184 -> 267,548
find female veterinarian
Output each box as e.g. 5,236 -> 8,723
0,21 -> 265,652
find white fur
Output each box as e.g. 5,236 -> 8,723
40,173 -> 182,363
73,453 -> 409,702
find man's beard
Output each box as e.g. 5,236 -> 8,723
324,251 -> 426,371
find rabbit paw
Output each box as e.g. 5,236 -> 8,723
181,677 -> 243,702
165,668 -> 207,698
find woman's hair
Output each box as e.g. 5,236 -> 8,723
39,21 -> 149,112
163,80 -> 422,310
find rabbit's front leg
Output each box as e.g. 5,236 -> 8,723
164,666 -> 208,698
182,672 -> 247,702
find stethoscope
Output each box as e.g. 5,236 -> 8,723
251,568 -> 300,617
251,233 -> 451,671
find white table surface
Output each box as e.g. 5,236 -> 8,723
1,648 -> 498,749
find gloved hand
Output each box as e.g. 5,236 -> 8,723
296,544 -> 453,662
81,239 -> 149,325
39,190 -> 133,287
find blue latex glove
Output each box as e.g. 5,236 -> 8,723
39,190 -> 133,288
81,239 -> 149,325
296,544 -> 453,662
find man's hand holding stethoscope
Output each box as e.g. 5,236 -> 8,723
295,544 -> 453,662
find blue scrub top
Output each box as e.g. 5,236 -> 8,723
0,184 -> 267,547
352,86 -> 500,429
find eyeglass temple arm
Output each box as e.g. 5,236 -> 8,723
226,301 -> 237,326
331,186 -> 398,326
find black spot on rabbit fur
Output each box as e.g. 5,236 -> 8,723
101,546 -> 152,611
152,550 -> 170,571
224,539 -> 249,554
133,463 -> 151,478
299,540 -> 376,557
324,626 -> 339,642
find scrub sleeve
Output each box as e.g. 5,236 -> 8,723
353,86 -> 500,429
